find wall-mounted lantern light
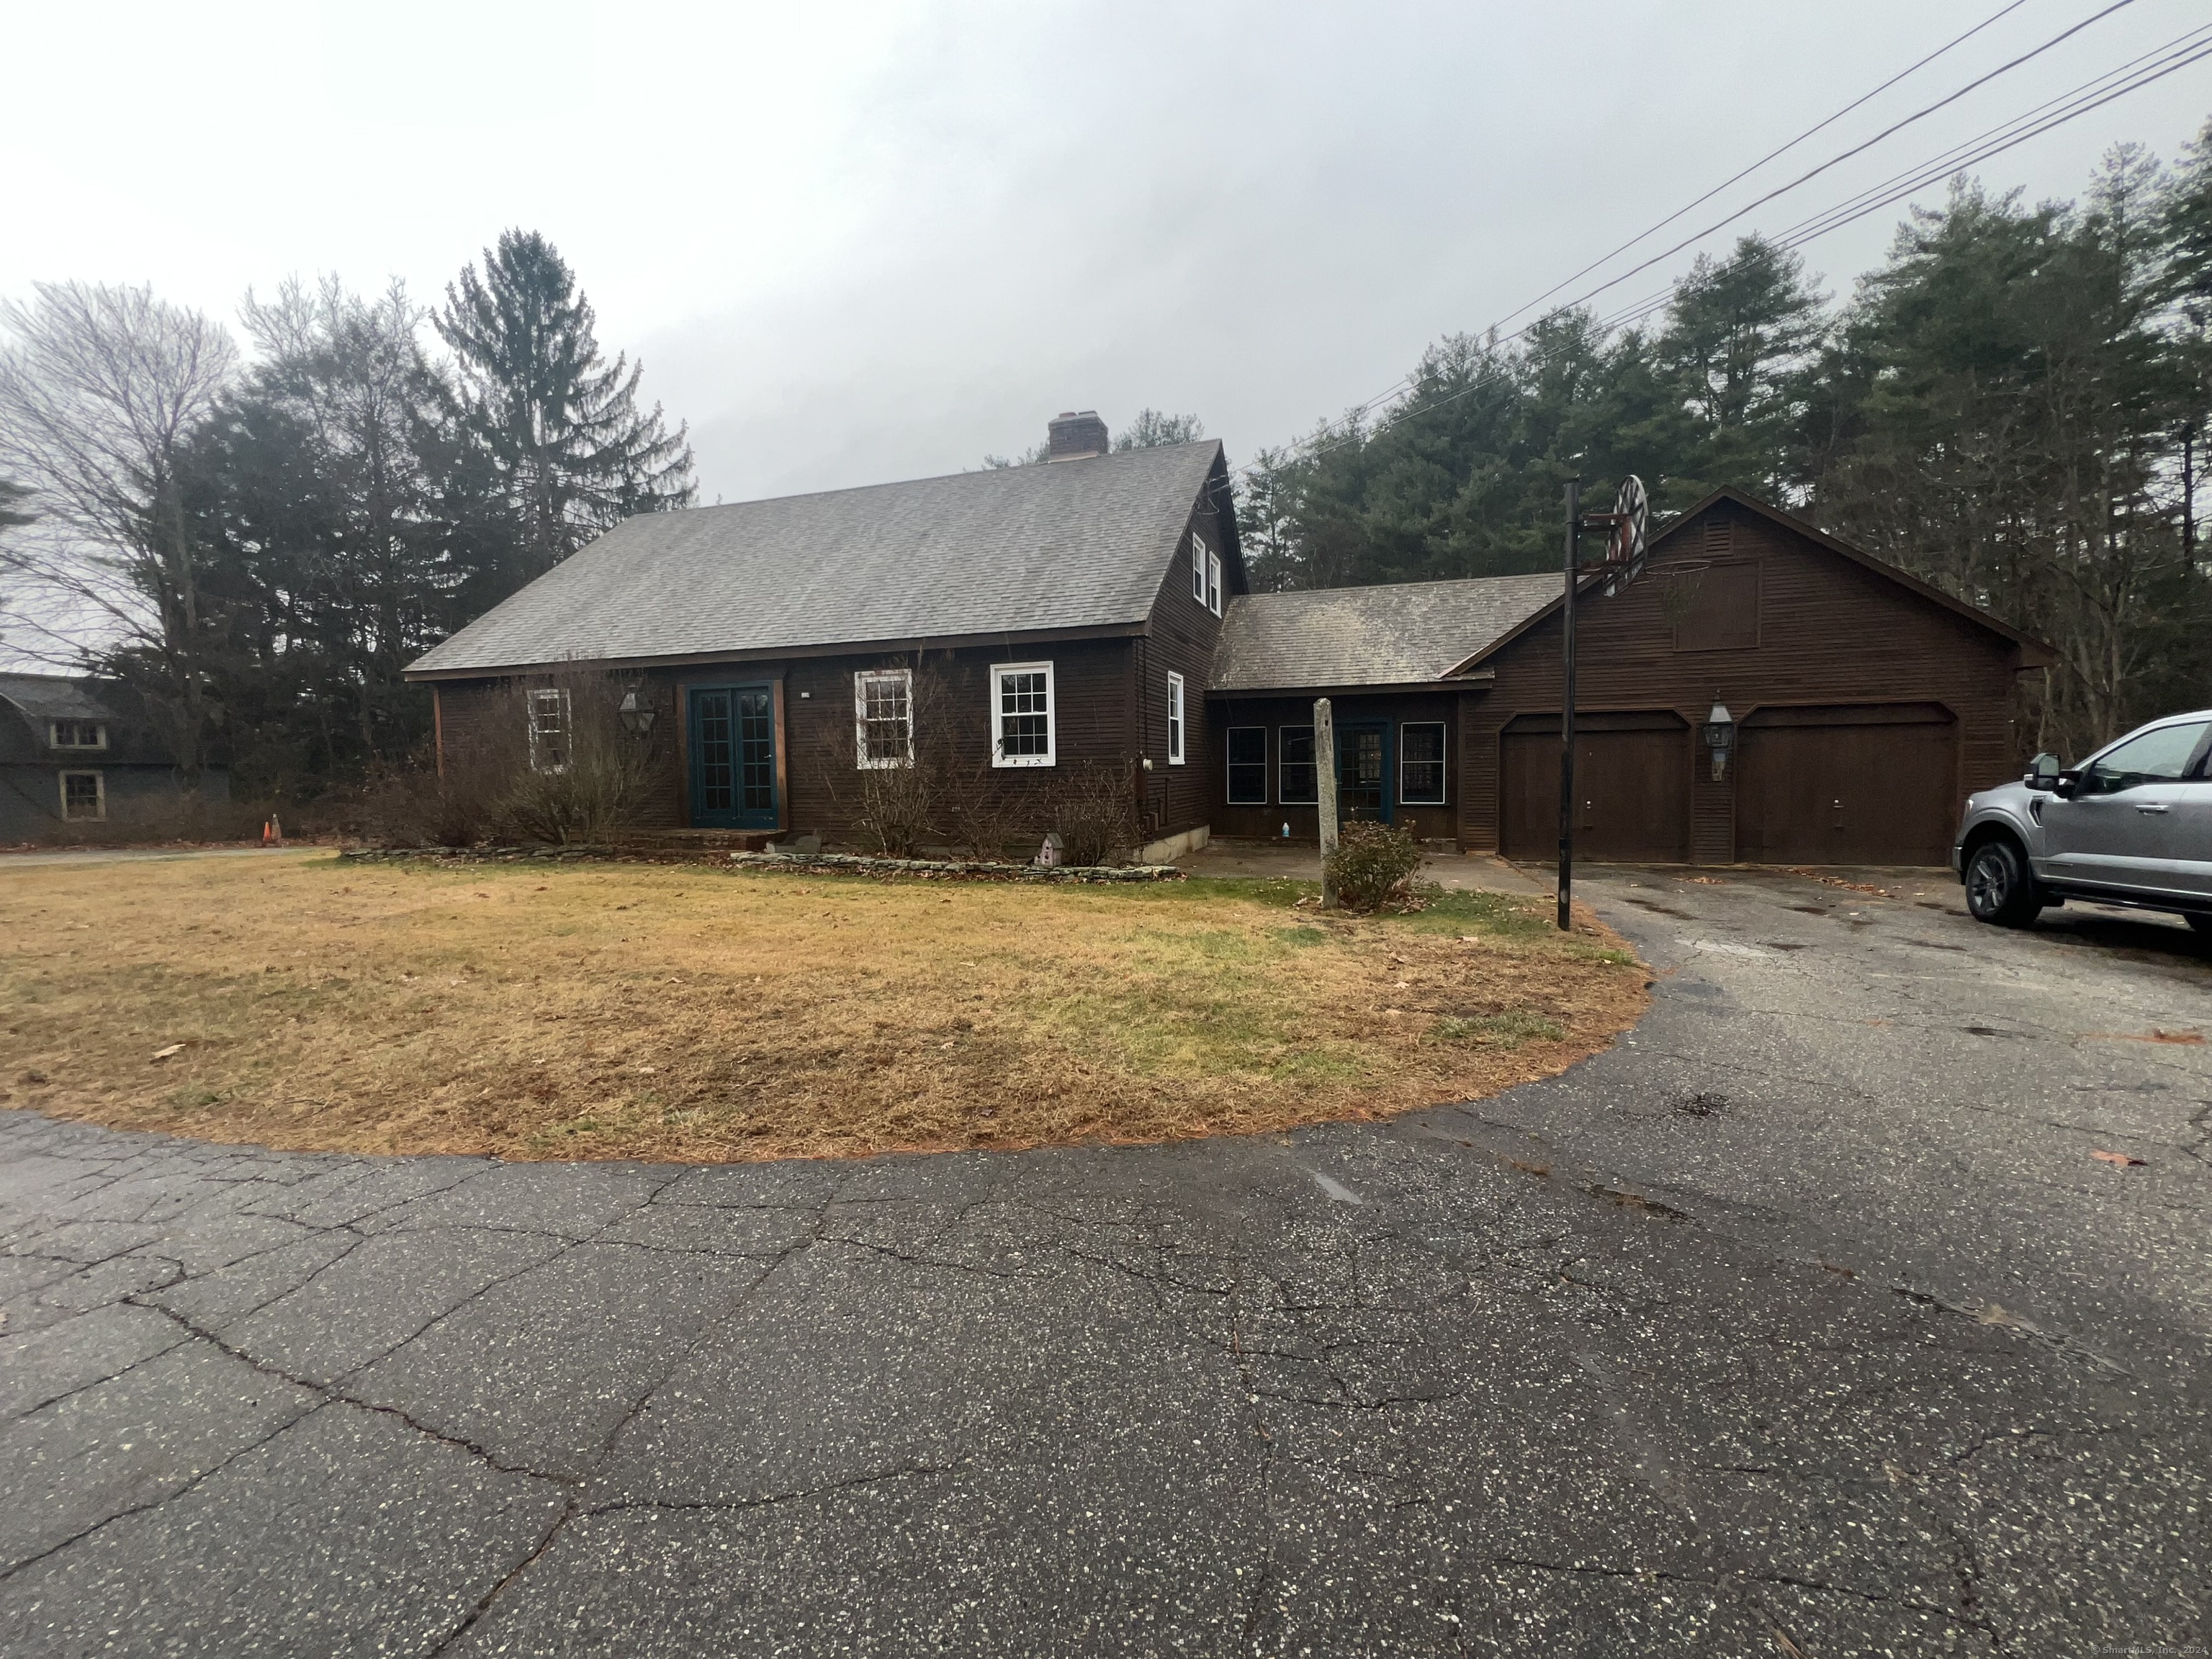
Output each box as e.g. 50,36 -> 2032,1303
617,686 -> 656,738
1703,701 -> 1735,781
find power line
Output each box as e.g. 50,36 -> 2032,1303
1251,0 -> 2128,475
1491,0 -> 2034,334
1506,0 -> 2141,331
1241,1 -> 2203,486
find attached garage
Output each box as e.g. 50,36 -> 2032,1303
1499,711 -> 1691,862
1735,703 -> 1959,866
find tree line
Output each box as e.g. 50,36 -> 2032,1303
1240,120 -> 2212,760
0,231 -> 693,799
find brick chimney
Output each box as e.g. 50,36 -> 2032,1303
1047,410 -> 1110,461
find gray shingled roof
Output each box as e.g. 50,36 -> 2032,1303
0,673 -> 121,724
1209,572 -> 1562,692
408,441 -> 1223,676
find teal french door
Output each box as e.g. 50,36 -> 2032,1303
1337,721 -> 1393,824
688,684 -> 779,830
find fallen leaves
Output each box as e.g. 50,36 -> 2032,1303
2090,1149 -> 2146,1167
2082,1029 -> 2205,1046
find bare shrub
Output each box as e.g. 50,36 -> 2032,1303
352,760 -> 502,848
1046,760 -> 1141,866
1325,820 -> 1426,910
814,657 -> 943,857
487,667 -> 665,845
17,791 -> 269,848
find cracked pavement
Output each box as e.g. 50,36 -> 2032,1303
0,867 -> 2205,1655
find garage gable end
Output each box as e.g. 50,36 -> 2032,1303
1455,487 -> 2044,866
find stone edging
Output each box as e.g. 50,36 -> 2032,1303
335,845 -> 1184,883
726,851 -> 1183,883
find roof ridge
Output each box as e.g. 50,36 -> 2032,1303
678,437 -> 1223,518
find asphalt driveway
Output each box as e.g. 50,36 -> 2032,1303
0,866 -> 2204,1656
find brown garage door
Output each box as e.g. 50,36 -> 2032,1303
1736,704 -> 1958,866
1501,712 -> 1691,861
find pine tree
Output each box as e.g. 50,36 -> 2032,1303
433,230 -> 694,593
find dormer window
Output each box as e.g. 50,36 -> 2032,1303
50,719 -> 106,750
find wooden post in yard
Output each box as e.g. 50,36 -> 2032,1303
1316,696 -> 1339,908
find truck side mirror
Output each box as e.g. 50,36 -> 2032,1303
2024,752 -> 2062,791
2053,768 -> 2085,800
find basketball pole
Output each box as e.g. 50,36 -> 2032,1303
1557,477 -> 1580,932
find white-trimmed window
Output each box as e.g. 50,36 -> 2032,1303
1226,727 -> 1267,804
1166,672 -> 1185,765
50,719 -> 107,750
1206,549 -> 1223,616
1400,721 -> 1447,805
1192,534 -> 1207,603
991,661 -> 1055,766
854,668 -> 914,768
1279,726 -> 1318,804
527,688 -> 571,774
60,770 -> 104,821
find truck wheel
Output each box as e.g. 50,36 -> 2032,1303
1964,838 -> 2044,928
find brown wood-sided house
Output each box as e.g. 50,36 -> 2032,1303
1210,487 -> 2053,866
408,418 -> 2051,867
407,414 -> 1240,859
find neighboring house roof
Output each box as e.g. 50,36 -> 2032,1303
0,673 -> 120,725
407,441 -> 1228,678
1209,572 -> 1563,693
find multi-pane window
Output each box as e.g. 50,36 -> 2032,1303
1166,673 -> 1185,765
527,688 -> 571,774
1279,726 -> 1318,804
1226,728 -> 1267,804
60,770 -> 104,820
991,662 -> 1055,766
1192,535 -> 1207,603
1400,722 -> 1447,805
49,720 -> 106,750
854,669 -> 914,768
1205,549 -> 1223,616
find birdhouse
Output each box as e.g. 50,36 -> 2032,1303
1035,832 -> 1064,868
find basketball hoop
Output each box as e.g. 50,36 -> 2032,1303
1599,475 -> 1648,595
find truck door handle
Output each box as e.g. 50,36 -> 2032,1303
2136,804 -> 2170,814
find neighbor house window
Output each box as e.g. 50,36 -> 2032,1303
527,688 -> 571,774
1192,534 -> 1208,603
1206,549 -> 1223,616
1166,672 -> 1185,765
854,668 -> 914,768
60,770 -> 104,821
1279,726 -> 1318,804
1400,721 -> 1447,805
991,661 -> 1055,766
1226,727 -> 1267,804
50,720 -> 107,750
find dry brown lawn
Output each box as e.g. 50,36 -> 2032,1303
0,852 -> 1647,1163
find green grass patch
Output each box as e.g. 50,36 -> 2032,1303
1429,1011 -> 1568,1048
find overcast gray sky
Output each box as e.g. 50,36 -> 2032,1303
6,0 -> 2211,504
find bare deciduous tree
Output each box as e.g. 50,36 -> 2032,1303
0,282 -> 238,783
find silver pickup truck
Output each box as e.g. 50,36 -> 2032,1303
1954,709 -> 2212,932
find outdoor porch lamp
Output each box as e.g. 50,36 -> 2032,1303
617,685 -> 656,738
1703,701 -> 1735,782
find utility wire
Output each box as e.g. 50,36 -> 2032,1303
1493,0 -> 2034,333
1244,1 -> 2199,483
